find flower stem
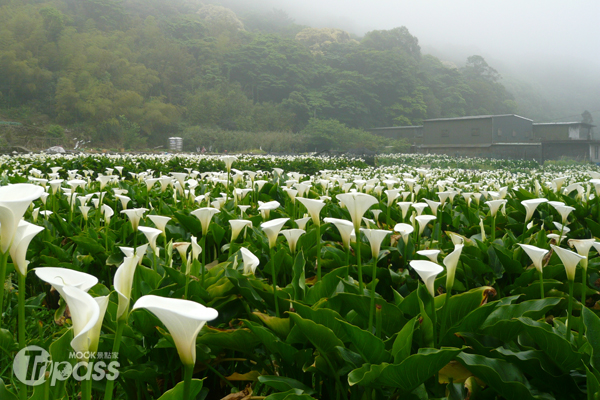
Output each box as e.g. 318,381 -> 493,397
201,237 -> 206,286
182,364 -> 194,400
316,224 -> 321,281
356,229 -> 363,292
491,215 -> 496,242
18,272 -> 27,400
566,280 -> 574,343
368,259 -> 377,333
440,283 -> 453,341
82,370 -> 92,400
0,251 -> 10,321
539,270 -> 545,299
104,319 -> 125,400
270,247 -> 280,318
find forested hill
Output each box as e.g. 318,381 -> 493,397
0,0 -> 518,149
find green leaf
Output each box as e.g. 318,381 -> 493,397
584,364 -> 600,400
336,319 -> 391,364
517,317 -> 581,372
49,329 -> 74,400
0,378 -> 17,400
292,251 -> 306,301
258,375 -> 316,395
291,302 -> 349,343
264,389 -> 314,400
70,235 -> 106,255
348,347 -> 462,392
0,328 -> 17,354
444,286 -> 497,331
242,320 -> 298,362
197,326 -> 260,354
253,312 -> 291,339
288,313 -> 344,365
417,284 -> 434,348
456,353 -> 540,400
304,267 -> 348,305
156,378 -> 204,400
392,318 -> 416,363
583,307 -> 600,370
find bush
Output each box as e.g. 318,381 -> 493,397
47,124 -> 65,138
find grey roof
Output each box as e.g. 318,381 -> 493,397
369,126 -> 423,130
533,122 -> 596,127
425,114 -> 533,122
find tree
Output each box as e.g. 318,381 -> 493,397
461,55 -> 500,83
362,27 -> 421,59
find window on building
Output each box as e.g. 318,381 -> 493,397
471,128 -> 480,136
497,128 -> 502,136
441,129 -> 449,137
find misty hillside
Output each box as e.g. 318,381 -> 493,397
0,0 -> 577,149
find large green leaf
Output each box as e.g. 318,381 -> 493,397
348,347 -> 462,392
392,318 -> 416,363
290,302 -> 349,343
242,320 -> 298,362
585,364 -> 600,400
457,353 -> 542,400
258,375 -> 316,395
197,326 -> 259,354
288,313 -> 344,365
264,389 -> 314,400
517,317 -> 581,372
583,307 -> 600,371
336,318 -> 391,364
0,378 -> 17,400
156,378 -> 204,400
304,267 -> 348,305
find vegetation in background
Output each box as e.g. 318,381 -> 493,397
0,0 -> 519,150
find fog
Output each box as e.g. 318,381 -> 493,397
219,0 -> 600,122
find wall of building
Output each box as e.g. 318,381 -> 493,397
542,141 -> 590,161
491,115 -> 534,144
423,118 -> 493,146
368,126 -> 423,145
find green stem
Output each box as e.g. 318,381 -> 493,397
539,270 -> 545,299
375,305 -> 382,339
104,319 -> 125,400
201,237 -> 206,286
316,224 -> 321,281
566,280 -> 574,343
182,364 -> 194,400
270,247 -> 280,318
440,283 -> 453,341
580,266 -> 587,346
82,371 -> 92,400
356,228 -> 363,292
0,251 -> 10,321
431,293 -> 438,348
491,215 -> 496,242
368,259 -> 377,333
344,246 -> 350,279
18,272 -> 27,400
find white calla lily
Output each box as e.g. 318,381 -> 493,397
443,244 -> 464,290
0,183 -> 44,253
280,229 -> 305,254
393,223 -> 414,245
191,208 -> 220,235
240,247 -> 260,275
296,197 -> 325,226
410,260 -> 443,297
361,229 -> 390,260
10,221 -> 44,276
35,267 -> 98,298
132,295 -> 218,366
417,249 -> 440,263
324,218 -> 354,249
114,255 -> 140,320
519,244 -> 549,273
521,198 -> 548,223
261,218 -> 289,248
551,245 -> 585,281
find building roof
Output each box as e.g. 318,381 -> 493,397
369,126 -> 423,130
425,114 -> 533,122
533,122 -> 596,127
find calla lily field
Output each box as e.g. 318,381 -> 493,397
1,152 -> 600,399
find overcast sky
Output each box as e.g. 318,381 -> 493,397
250,0 -> 600,69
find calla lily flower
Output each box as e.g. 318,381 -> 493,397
485,200 -> 507,217
393,223 -> 414,245
551,245 -> 585,281
415,215 -> 436,235
132,295 -> 218,366
0,183 -> 44,253
114,255 -> 140,320
229,220 -> 252,241
121,208 -> 148,231
139,226 -> 162,256
424,199 -> 441,215
295,217 -> 311,230
60,286 -> 107,359
221,156 -> 237,172
521,198 -> 548,222
258,200 -> 280,219
191,208 -> 220,235
417,249 -> 440,263
397,202 -> 412,220
173,242 -> 191,272
361,229 -> 390,260
148,215 -> 171,235
548,201 -> 575,224
443,244 -> 464,290
191,236 -> 202,262
324,218 -> 354,249
240,248 -> 259,275
410,260 -> 444,297
101,204 -> 114,224
261,218 -> 289,248
568,238 -> 596,271
336,192 -> 378,231
280,229 -> 305,254
519,244 -> 549,273
296,197 -> 325,226
384,189 -> 401,207
10,221 -> 44,276
115,194 -> 131,210
35,267 -> 98,298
